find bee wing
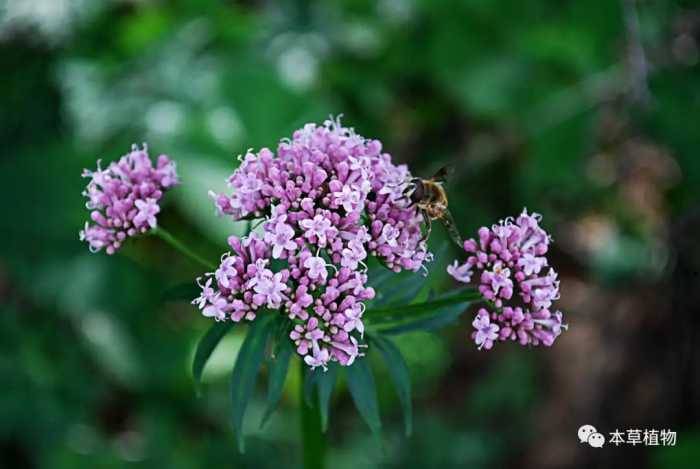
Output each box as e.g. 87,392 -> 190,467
440,209 -> 463,247
430,165 -> 456,185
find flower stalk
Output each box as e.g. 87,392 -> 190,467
153,227 -> 215,270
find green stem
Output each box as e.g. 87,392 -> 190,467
153,227 -> 215,271
300,366 -> 325,469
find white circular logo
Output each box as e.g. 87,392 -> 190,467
578,424 -> 597,443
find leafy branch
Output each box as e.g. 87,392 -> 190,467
188,269 -> 480,457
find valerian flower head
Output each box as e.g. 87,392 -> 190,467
197,117 -> 429,369
448,208 -> 568,349
79,144 -> 178,254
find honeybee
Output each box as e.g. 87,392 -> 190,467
401,166 -> 463,247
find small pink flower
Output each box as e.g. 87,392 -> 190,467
379,224 -> 399,247
251,269 -> 287,308
473,309 -> 499,350
340,240 -> 366,270
133,198 -> 160,229
304,256 -> 328,281
304,343 -> 331,371
343,304 -> 365,337
488,261 -> 513,295
333,185 -> 362,214
239,173 -> 263,193
299,214 -> 333,244
203,295 -> 228,321
447,260 -> 472,283
215,255 -> 237,289
265,222 -> 297,259
193,277 -> 216,309
518,253 -> 547,276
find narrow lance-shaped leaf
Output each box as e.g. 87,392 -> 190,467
192,321 -> 234,394
367,267 -> 394,289
302,364 -> 338,432
366,287 -> 480,322
367,243 -> 448,307
365,268 -> 398,305
371,334 -> 412,436
304,367 -> 318,407
375,302 -> 471,335
259,338 -> 293,429
316,363 -> 338,432
346,358 -> 382,439
373,272 -> 426,307
231,314 -> 275,453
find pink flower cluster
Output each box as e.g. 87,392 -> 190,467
80,144 -> 178,254
193,234 -> 287,322
447,208 -> 567,350
195,118 -> 432,369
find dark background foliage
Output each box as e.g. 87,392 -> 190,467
2,1 -> 699,468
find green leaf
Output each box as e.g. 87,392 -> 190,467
302,364 -> 338,432
366,268 -> 397,305
374,303 -> 469,335
367,268 -> 395,290
371,335 -> 412,436
373,272 -> 426,307
366,287 -> 479,322
192,321 -> 234,394
231,314 -> 275,453
316,363 -> 338,432
346,358 -> 382,439
259,338 -> 293,429
304,367 -> 316,407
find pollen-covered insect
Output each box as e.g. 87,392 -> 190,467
401,166 -> 463,247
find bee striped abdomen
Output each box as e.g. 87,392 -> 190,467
403,170 -> 462,246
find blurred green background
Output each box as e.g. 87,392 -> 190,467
2,0 -> 700,468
